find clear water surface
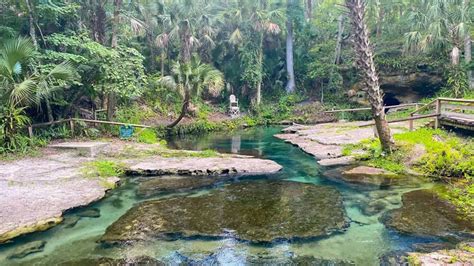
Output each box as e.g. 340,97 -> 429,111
0,127 -> 441,265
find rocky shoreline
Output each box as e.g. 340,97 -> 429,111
0,140 -> 282,244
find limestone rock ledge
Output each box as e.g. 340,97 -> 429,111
127,156 -> 283,176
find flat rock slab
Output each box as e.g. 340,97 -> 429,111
343,166 -> 396,177
101,181 -> 349,243
276,122 -> 409,164
48,142 -> 109,157
0,151 -> 119,243
318,156 -> 356,166
274,134 -> 342,160
127,156 -> 283,176
382,189 -> 474,237
136,175 -> 231,197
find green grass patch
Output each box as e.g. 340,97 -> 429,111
82,160 -> 125,178
149,148 -> 221,158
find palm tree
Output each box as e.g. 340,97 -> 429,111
345,0 -> 394,153
0,38 -> 76,143
160,56 -> 224,127
404,0 -> 471,66
222,0 -> 284,106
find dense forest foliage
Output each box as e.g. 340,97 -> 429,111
0,0 -> 473,153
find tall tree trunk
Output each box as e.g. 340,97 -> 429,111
334,15 -> 345,64
45,98 -> 54,122
305,0 -> 313,21
466,35 -> 473,88
107,0 -> 122,121
179,20 -> 192,63
25,0 -> 38,49
146,32 -> 157,72
285,18 -> 296,93
168,20 -> 193,128
93,0 -> 107,44
375,6 -> 384,38
256,36 -> 264,106
161,49 -> 166,79
451,46 -> 460,65
345,0 -> 394,153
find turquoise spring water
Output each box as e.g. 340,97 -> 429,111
0,127 -> 441,265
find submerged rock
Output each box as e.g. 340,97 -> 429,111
101,181 -> 349,243
59,254 -> 354,266
76,208 -> 101,218
382,189 -> 474,238
8,240 -> 46,259
59,256 -> 164,266
63,216 -> 80,228
324,166 -> 422,188
136,175 -> 230,197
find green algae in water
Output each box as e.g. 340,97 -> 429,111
101,180 -> 349,243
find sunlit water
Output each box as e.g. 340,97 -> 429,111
0,127 -> 442,265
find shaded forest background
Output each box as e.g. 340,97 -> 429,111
0,0 -> 473,151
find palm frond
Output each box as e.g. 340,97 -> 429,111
10,78 -> 36,107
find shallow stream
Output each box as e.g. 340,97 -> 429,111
0,127 -> 447,265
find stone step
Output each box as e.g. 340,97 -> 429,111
48,142 -> 109,157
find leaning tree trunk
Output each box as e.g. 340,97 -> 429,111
25,0 -> 38,49
167,20 -> 193,128
345,0 -> 394,153
107,0 -> 122,121
285,16 -> 296,93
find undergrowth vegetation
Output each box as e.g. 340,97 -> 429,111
343,128 -> 474,179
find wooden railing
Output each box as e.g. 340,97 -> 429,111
27,118 -> 152,138
323,98 -> 474,131
324,102 -> 422,114
408,98 -> 474,130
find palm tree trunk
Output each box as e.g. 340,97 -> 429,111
107,0 -> 122,121
346,0 -> 394,153
179,20 -> 192,64
25,0 -> 38,49
285,18 -> 296,93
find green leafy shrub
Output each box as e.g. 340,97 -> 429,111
116,104 -> 155,124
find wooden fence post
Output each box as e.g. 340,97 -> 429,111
409,114 -> 414,131
434,99 -> 441,129
28,126 -> 33,138
69,119 -> 75,137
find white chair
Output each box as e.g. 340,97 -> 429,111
229,94 -> 240,117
